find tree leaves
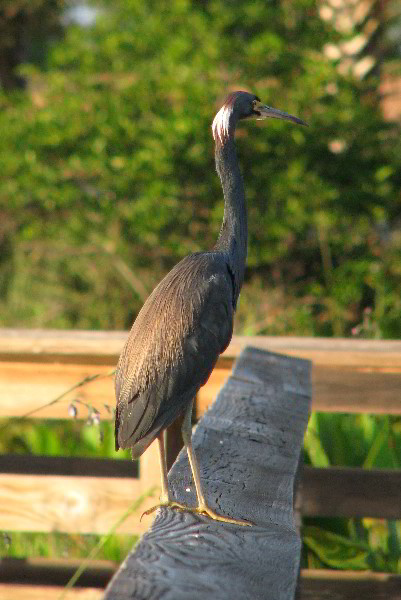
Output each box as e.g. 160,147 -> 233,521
0,0 -> 400,335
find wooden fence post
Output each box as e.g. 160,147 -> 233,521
104,347 -> 311,600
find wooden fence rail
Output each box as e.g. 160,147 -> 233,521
104,346 -> 311,600
1,458 -> 400,535
1,569 -> 401,600
1,329 -> 401,418
1,329 -> 401,599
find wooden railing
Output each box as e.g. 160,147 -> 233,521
0,329 -> 401,599
105,346 -> 311,600
2,330 -> 401,418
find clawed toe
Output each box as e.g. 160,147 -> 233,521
194,504 -> 252,526
140,500 -> 251,526
140,501 -> 189,521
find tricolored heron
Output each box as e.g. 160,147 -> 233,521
115,91 -> 306,525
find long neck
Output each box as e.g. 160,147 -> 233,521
214,134 -> 248,304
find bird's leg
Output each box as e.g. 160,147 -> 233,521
181,399 -> 251,526
158,430 -> 169,504
142,402 -> 251,525
141,430 -> 189,519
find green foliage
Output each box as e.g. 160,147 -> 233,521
0,417 -> 131,460
0,530 -> 137,563
0,0 -> 400,336
303,412 -> 401,573
305,413 -> 401,470
304,519 -> 401,572
303,526 -> 374,570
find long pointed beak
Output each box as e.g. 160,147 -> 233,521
255,103 -> 308,126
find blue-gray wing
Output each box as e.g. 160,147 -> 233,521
115,252 -> 234,456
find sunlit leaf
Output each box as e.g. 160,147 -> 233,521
303,525 -> 373,570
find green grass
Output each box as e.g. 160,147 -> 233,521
0,418 -> 131,460
0,530 -> 138,563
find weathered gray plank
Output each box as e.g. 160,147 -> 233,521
104,347 -> 311,600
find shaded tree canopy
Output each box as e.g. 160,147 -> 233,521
0,0 -> 66,89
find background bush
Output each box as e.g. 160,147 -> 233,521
0,0 -> 400,338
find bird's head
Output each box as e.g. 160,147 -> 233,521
212,90 -> 307,145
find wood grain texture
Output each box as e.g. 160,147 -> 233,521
0,362 -> 114,419
225,336 -> 401,369
300,569 -> 401,600
1,330 -> 401,418
2,329 -> 401,368
1,569 -> 401,600
1,460 -> 398,535
0,473 -> 144,534
311,365 -> 401,414
0,329 -> 126,364
0,585 -> 103,600
1,433 -> 399,535
299,466 -> 401,519
198,364 -> 401,415
1,359 -> 400,421
0,443 -> 161,535
104,347 -> 311,600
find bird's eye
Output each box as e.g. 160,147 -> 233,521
252,100 -> 261,116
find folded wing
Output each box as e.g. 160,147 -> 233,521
115,252 -> 234,457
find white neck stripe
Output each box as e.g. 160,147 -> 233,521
212,104 -> 233,144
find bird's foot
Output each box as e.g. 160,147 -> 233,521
192,502 -> 252,526
141,500 -> 251,526
140,501 -> 189,521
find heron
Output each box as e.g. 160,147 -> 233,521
115,91 -> 306,525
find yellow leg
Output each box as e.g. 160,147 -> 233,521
142,401 -> 251,525
181,399 -> 251,526
158,430 -> 169,503
141,430 -> 188,519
